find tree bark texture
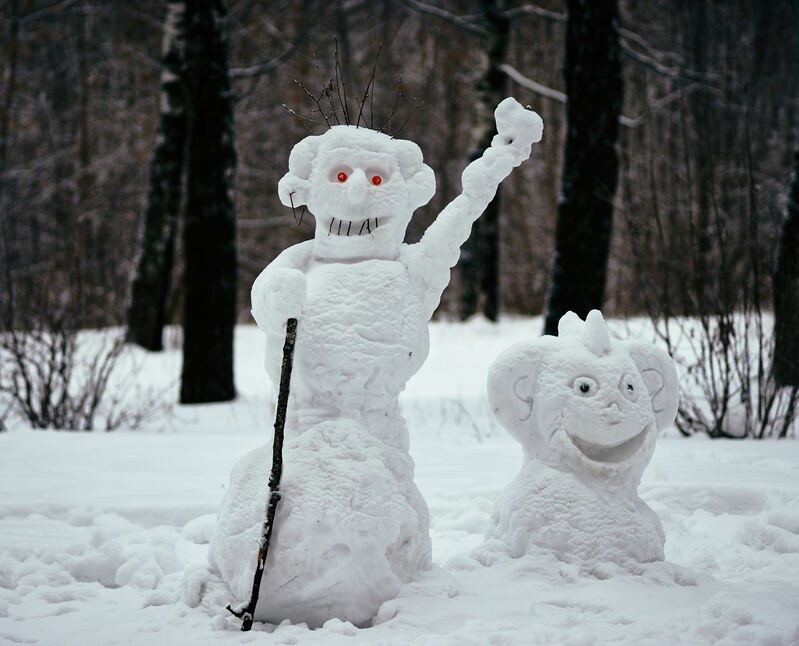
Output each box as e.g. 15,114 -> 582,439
543,0 -> 622,336
773,144 -> 799,387
458,0 -> 509,323
126,1 -> 187,351
180,0 -> 237,404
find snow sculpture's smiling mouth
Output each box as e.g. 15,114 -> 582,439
567,426 -> 649,463
327,216 -> 380,236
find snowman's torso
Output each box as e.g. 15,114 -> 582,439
271,258 -> 429,416
488,460 -> 665,564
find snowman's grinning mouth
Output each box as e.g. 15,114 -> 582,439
328,217 -> 379,236
567,426 -> 649,463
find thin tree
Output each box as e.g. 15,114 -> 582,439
179,0 -> 237,404
543,0 -> 622,335
126,1 -> 188,351
458,0 -> 510,322
773,145 -> 799,387
772,2 -> 799,388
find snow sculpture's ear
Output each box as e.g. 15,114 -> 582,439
487,337 -> 556,442
277,134 -> 321,208
395,139 -> 435,210
626,341 -> 679,431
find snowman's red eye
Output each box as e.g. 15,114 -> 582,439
371,175 -> 382,186
337,171 -> 348,183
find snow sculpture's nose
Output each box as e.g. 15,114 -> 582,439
347,169 -> 368,205
602,401 -> 623,425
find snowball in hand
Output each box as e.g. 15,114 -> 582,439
478,310 -> 679,565
209,98 -> 543,627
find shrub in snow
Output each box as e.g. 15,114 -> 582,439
209,98 -> 543,627
0,322 -> 170,431
478,310 -> 679,564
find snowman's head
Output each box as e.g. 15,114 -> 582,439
278,126 -> 435,261
487,311 -> 679,485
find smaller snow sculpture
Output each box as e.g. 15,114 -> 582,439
479,310 -> 679,565
210,98 -> 543,628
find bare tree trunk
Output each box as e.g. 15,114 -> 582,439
127,1 -> 188,351
543,0 -> 622,335
773,144 -> 799,387
179,0 -> 237,404
459,0 -> 510,322
0,0 -> 20,328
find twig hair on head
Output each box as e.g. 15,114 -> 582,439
282,40 -> 421,137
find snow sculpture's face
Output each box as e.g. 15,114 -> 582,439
277,126 -> 436,262
487,311 -> 679,484
535,347 -> 657,472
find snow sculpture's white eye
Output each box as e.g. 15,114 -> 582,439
619,373 -> 638,402
572,376 -> 598,397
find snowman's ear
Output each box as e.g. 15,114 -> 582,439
394,139 -> 435,210
394,139 -> 423,179
278,134 -> 321,207
487,337 -> 557,442
626,341 -> 679,430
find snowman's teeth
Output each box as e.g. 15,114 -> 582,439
328,218 -> 379,236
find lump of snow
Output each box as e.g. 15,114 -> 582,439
476,310 -> 679,565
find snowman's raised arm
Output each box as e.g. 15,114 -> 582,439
407,98 -> 543,317
251,239 -> 313,333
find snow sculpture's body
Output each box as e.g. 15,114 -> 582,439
479,310 -> 679,565
209,98 -> 543,627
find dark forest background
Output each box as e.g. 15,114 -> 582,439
3,0 -> 796,326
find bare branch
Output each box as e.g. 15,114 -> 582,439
617,26 -> 683,66
502,4 -> 566,23
231,41 -> 302,80
499,63 -> 566,103
620,82 -> 704,128
231,11 -> 322,84
499,63 -> 703,129
18,0 -> 80,24
618,28 -> 721,87
281,102 -> 325,128
356,44 -> 382,128
334,38 -> 351,126
398,0 -> 484,36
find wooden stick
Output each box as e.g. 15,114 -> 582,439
228,317 -> 298,631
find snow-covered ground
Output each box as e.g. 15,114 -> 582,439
1,318 -> 798,645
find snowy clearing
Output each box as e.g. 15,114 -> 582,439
1,318 -> 798,645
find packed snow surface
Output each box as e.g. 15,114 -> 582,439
1,319 -> 799,645
478,310 -> 679,564
214,98 -> 543,626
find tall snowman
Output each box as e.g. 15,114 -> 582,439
209,98 -> 543,627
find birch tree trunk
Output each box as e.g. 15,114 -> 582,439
126,1 -> 187,351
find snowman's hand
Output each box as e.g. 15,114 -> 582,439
252,267 -> 306,330
461,98 -> 543,201
490,97 -> 544,167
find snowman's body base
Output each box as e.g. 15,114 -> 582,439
209,418 -> 431,628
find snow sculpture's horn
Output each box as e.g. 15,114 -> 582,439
583,310 -> 611,356
557,311 -> 583,338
